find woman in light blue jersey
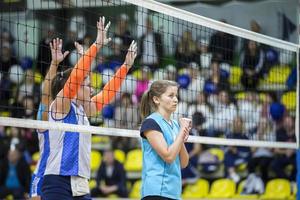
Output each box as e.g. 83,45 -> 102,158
140,80 -> 191,200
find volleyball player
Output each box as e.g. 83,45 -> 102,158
140,80 -> 191,200
40,16 -> 137,199
29,38 -> 84,199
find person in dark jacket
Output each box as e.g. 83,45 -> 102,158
138,18 -> 163,72
0,146 -> 31,199
91,149 -> 128,197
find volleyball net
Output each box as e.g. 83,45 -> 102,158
0,0 -> 298,150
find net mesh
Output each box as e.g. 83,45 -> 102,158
0,0 -> 298,149
0,0 -> 299,199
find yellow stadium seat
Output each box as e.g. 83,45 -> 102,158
208,148 -> 224,162
124,149 -> 142,172
129,180 -> 141,198
260,179 -> 291,199
182,179 -> 209,198
235,92 -> 246,100
91,72 -> 102,90
232,180 -> 258,199
34,71 -> 43,84
90,150 -> 102,172
0,111 -> 10,117
114,149 -> 126,164
229,66 -> 242,86
89,179 -> 97,189
207,178 -> 236,198
32,152 -> 40,162
281,91 -> 296,111
265,65 -> 291,84
132,69 -> 142,80
107,194 -> 118,199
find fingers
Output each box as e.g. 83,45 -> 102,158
104,21 -> 111,32
63,51 -> 70,58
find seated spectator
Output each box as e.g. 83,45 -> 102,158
271,115 -> 296,181
114,13 -> 133,56
0,42 -> 18,74
179,62 -> 205,103
133,66 -> 151,103
187,92 -> 213,129
247,118 -> 274,184
91,149 -> 128,198
208,20 -> 236,64
204,59 -> 229,94
237,92 -> 260,132
210,90 -> 237,136
164,64 -> 176,81
224,116 -> 251,183
115,93 -> 140,129
138,17 -> 163,72
18,69 -> 41,106
175,30 -> 197,68
107,37 -> 124,71
197,38 -> 212,70
240,40 -> 265,90
0,146 -> 31,199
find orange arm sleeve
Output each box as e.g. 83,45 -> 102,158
63,44 -> 98,98
91,64 -> 129,111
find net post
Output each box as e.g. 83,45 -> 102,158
297,47 -> 300,200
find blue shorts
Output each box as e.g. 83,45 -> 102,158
30,173 -> 43,197
41,175 -> 91,200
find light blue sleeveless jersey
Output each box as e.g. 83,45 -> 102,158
141,112 -> 182,200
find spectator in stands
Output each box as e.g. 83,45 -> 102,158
197,38 -> 212,71
36,24 -> 55,77
115,92 -> 140,129
240,40 -> 265,90
224,116 -> 251,183
18,69 -> 40,106
247,118 -> 274,184
107,37 -> 124,71
114,13 -> 133,56
208,20 -> 236,64
0,146 -> 31,199
187,91 -> 213,130
271,115 -> 296,181
91,149 -> 128,198
164,64 -> 177,81
0,42 -> 18,73
210,90 -> 237,137
138,17 -> 163,72
133,65 -> 151,103
250,20 -> 262,34
204,59 -> 229,94
179,62 -> 205,104
175,30 -> 197,68
237,92 -> 260,132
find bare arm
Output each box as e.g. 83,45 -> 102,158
52,17 -> 111,119
144,119 -> 191,164
179,144 -> 189,168
87,41 -> 137,117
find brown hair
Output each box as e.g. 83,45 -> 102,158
51,68 -> 72,98
140,80 -> 178,119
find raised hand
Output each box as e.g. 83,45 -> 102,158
95,16 -> 111,48
50,38 -> 69,65
124,40 -> 137,69
74,41 -> 84,56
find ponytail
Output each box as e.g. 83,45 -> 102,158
140,90 -> 152,120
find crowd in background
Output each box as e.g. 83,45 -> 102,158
0,12 -> 297,198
